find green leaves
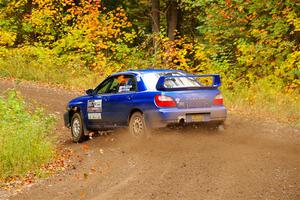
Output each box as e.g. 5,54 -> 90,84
0,90 -> 56,179
192,0 -> 300,90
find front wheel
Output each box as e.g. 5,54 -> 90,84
71,113 -> 88,143
129,112 -> 149,138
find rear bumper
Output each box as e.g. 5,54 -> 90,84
144,106 -> 227,128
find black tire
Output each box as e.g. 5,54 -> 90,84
129,112 -> 149,138
71,113 -> 88,143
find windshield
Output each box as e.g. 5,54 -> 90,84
141,72 -> 202,90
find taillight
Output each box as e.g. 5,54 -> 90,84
155,95 -> 177,107
213,93 -> 223,106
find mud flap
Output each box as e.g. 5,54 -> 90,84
79,111 -> 90,136
64,112 -> 70,127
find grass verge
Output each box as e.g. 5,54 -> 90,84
223,79 -> 300,128
0,90 -> 56,180
0,46 -> 99,90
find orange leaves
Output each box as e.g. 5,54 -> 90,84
153,35 -> 196,72
82,144 -> 89,153
225,0 -> 232,8
0,0 -> 136,72
21,0 -> 135,71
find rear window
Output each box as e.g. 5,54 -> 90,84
163,77 -> 202,88
142,72 -> 202,90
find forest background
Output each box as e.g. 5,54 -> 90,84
0,0 -> 299,127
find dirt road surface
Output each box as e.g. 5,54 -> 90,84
0,80 -> 299,200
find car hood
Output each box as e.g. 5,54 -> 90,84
68,95 -> 90,106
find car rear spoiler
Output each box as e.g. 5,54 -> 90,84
156,74 -> 221,91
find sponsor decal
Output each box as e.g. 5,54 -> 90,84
118,85 -> 132,93
88,113 -> 102,120
87,99 -> 102,113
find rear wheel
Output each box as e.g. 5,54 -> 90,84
129,112 -> 148,138
71,113 -> 88,143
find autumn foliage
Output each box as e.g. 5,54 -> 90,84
0,0 -> 299,90
0,0 -> 137,74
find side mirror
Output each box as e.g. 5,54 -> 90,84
86,89 -> 94,96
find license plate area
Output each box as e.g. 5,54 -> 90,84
187,113 -> 210,122
88,113 -> 102,120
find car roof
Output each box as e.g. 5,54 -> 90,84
128,69 -> 184,74
108,69 -> 188,81
111,69 -> 185,76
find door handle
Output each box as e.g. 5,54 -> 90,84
127,95 -> 134,100
103,97 -> 109,102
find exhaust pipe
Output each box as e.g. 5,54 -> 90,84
179,118 -> 185,126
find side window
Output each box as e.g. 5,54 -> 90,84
106,77 -> 120,94
119,75 -> 137,93
96,78 -> 114,95
106,75 -> 137,94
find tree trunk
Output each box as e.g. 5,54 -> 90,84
151,0 -> 160,34
14,0 -> 33,46
151,0 -> 160,61
167,0 -> 178,40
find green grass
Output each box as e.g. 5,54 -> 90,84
0,90 -> 56,179
0,46 -> 99,90
223,79 -> 300,128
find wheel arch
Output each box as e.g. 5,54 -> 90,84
128,108 -> 143,125
69,105 -> 90,136
69,106 -> 81,123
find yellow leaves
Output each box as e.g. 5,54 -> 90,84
123,31 -> 137,43
194,44 -> 207,60
251,29 -> 260,35
0,0 -> 136,73
6,0 -> 28,12
251,29 -> 268,39
89,52 -> 107,72
285,10 -> 300,32
153,35 -> 196,72
277,51 -> 300,76
236,41 -> 256,67
96,42 -> 108,50
193,43 -> 214,73
0,30 -> 16,46
22,0 -> 134,70
246,12 -> 257,21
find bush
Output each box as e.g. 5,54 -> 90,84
223,77 -> 300,128
0,90 -> 56,179
0,46 -> 100,90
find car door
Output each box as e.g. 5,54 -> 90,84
86,77 -> 115,128
104,74 -> 138,126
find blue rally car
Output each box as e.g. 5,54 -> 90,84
64,69 -> 227,142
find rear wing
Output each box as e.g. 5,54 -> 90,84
156,74 -> 221,91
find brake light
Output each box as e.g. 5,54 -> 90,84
155,95 -> 177,107
213,93 -> 223,105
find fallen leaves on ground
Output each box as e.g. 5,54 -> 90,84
0,148 -> 74,191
